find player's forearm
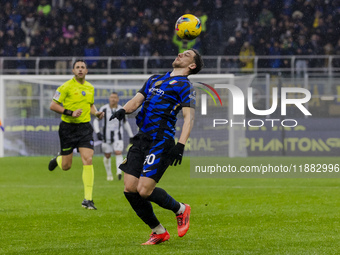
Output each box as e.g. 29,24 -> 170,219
122,101 -> 136,114
90,104 -> 97,115
123,121 -> 134,137
178,119 -> 194,144
178,108 -> 195,145
50,100 -> 82,117
93,118 -> 100,133
91,104 -> 104,119
123,93 -> 145,114
50,100 -> 65,114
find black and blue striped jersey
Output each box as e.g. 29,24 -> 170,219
136,72 -> 196,140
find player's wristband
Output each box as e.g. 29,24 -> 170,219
63,109 -> 73,116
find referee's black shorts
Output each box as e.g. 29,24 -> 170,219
58,121 -> 94,155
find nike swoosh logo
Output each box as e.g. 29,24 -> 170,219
143,170 -> 152,173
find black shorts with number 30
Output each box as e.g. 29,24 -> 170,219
58,121 -> 94,155
119,132 -> 175,183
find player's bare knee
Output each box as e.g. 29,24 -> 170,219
124,185 -> 137,193
138,187 -> 153,199
139,190 -> 152,199
83,157 -> 93,165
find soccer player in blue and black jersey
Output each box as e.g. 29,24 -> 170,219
110,49 -> 203,245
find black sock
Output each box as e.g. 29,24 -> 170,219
124,192 -> 160,229
146,187 -> 181,214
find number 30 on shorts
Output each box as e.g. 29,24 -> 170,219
144,154 -> 156,165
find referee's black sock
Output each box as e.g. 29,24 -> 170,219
146,187 -> 181,214
124,192 -> 160,229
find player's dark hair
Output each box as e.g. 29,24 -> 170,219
189,48 -> 203,75
72,59 -> 87,69
111,92 -> 118,95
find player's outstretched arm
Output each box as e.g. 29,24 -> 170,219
168,107 -> 195,166
178,107 -> 195,145
123,92 -> 145,114
110,93 -> 145,121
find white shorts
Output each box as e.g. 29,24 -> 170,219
102,140 -> 124,153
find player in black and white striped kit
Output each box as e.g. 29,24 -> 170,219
93,92 -> 133,180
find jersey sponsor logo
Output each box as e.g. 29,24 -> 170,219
149,87 -> 164,96
53,91 -> 61,101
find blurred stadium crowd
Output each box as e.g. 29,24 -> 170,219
1,0 -> 340,71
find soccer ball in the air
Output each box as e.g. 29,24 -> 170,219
175,14 -> 202,40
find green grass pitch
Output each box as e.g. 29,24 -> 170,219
1,156 -> 340,254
